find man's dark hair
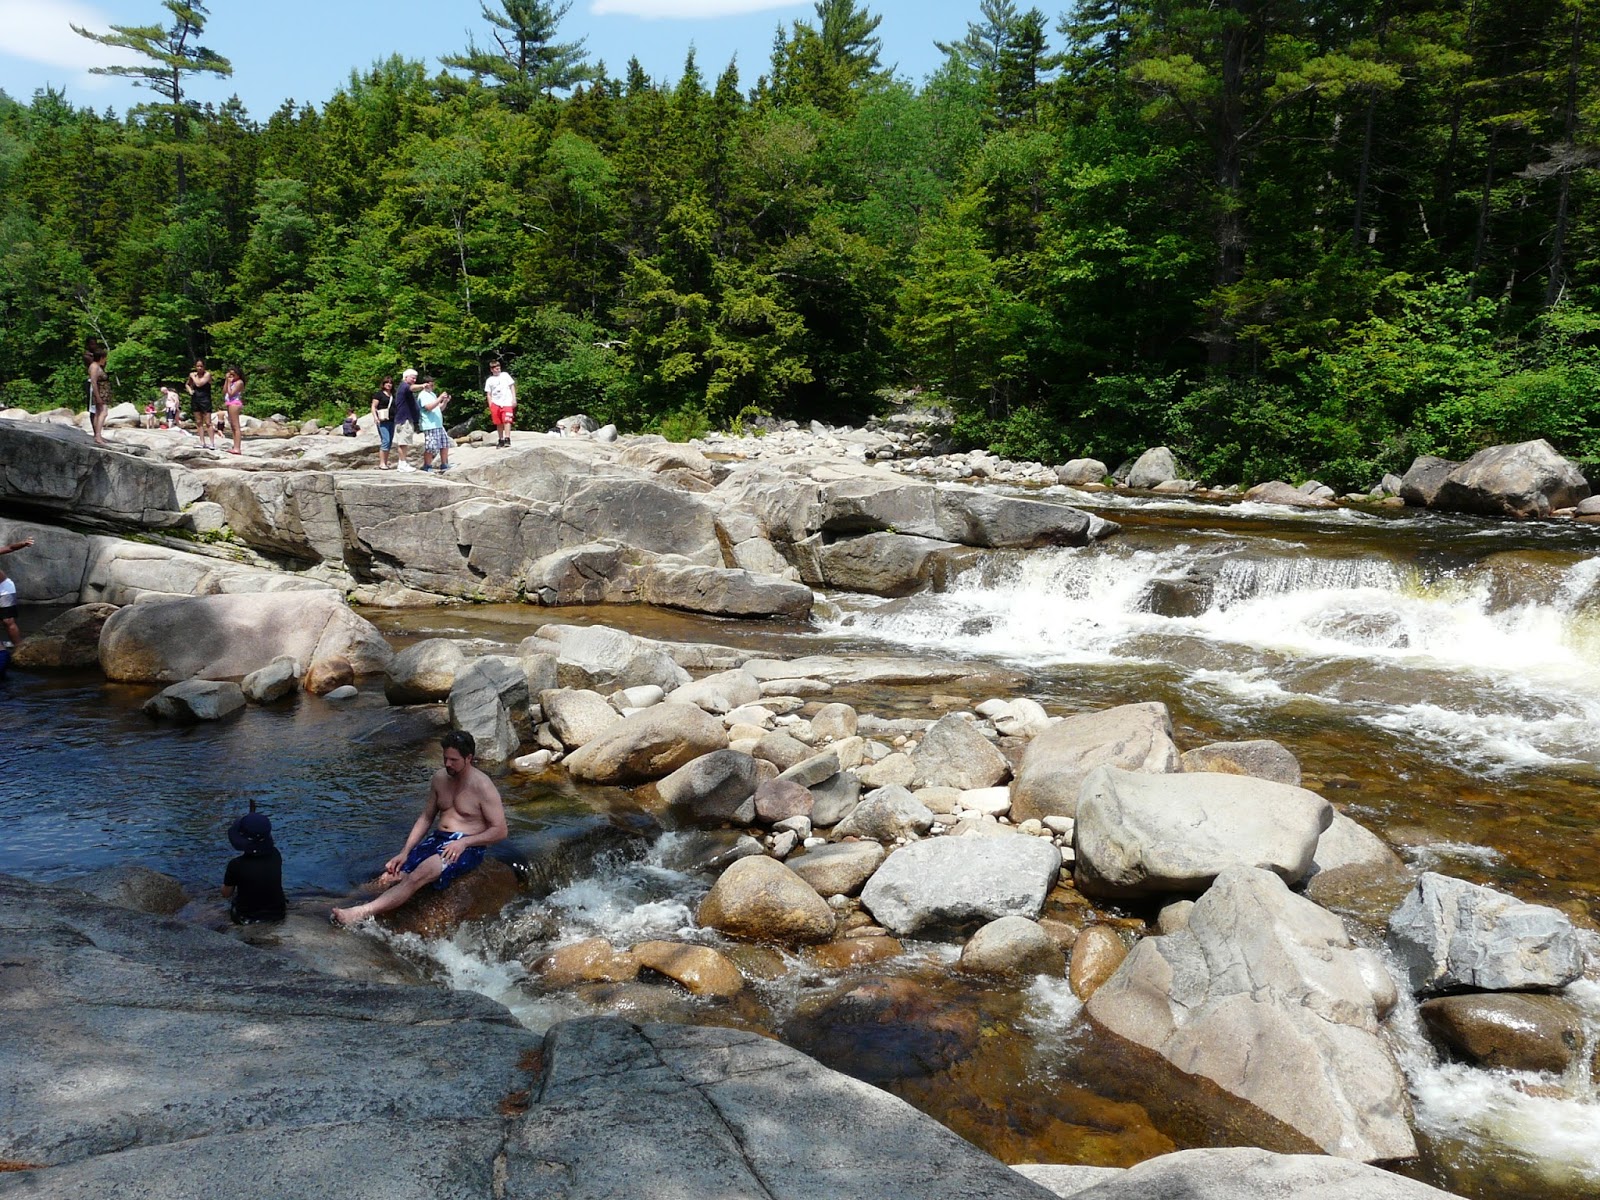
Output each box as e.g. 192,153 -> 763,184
440,729 -> 476,759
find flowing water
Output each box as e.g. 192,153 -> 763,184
4,487 -> 1599,1197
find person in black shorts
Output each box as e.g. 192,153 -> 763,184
186,358 -> 216,451
223,802 -> 286,924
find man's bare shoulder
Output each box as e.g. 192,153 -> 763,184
465,765 -> 503,802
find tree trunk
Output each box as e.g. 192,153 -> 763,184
1545,7 -> 1584,308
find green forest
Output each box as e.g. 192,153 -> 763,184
4,0 -> 1600,488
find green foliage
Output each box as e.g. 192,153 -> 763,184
655,404 -> 710,442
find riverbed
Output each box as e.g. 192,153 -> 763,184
4,487 -> 1598,1199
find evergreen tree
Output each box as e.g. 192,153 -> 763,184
442,0 -> 592,108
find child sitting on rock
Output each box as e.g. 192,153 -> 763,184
223,802 -> 286,924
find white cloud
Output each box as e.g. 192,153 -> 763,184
0,0 -> 135,72
590,0 -> 803,19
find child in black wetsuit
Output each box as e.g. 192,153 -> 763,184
223,805 -> 286,924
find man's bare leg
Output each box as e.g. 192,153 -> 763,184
332,854 -> 445,926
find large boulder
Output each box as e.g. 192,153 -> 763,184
1398,455 -> 1461,508
0,519 -> 91,604
202,470 -> 343,563
0,420 -> 203,529
447,656 -> 526,764
1073,767 -> 1333,899
860,836 -> 1062,936
832,785 -> 934,842
787,841 -> 886,897
79,537 -> 335,607
909,713 -> 1010,789
1431,439 -> 1590,519
510,1017 -> 1059,1200
1387,872 -> 1585,994
1085,867 -> 1416,1162
634,563 -> 814,619
1056,459 -> 1108,487
562,703 -> 728,785
631,941 -> 745,998
670,668 -> 761,714
1242,481 -> 1336,510
10,602 -> 117,670
1126,447 -> 1178,489
384,639 -> 467,704
697,855 -> 836,944
655,750 -> 765,822
142,679 -> 246,722
377,857 -> 523,939
1011,702 -> 1181,823
816,532 -> 969,597
99,592 -> 391,684
1418,992 -> 1590,1075
540,687 -> 623,748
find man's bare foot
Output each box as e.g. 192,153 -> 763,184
330,905 -> 368,927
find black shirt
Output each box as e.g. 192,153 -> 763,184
224,849 -> 286,922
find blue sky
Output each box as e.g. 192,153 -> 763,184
0,0 -> 1007,118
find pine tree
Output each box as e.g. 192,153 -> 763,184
441,0 -> 592,109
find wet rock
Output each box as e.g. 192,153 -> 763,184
811,702 -> 859,741
1432,439 -> 1590,519
515,1017 -> 1048,1198
63,864 -> 188,915
1180,739 -> 1302,786
1073,767 -> 1332,900
1126,447 -> 1178,489
910,713 -> 1010,790
1387,872 -> 1585,994
632,940 -> 745,998
786,976 -> 984,1084
10,602 -> 117,670
788,841 -> 886,897
1243,481 -> 1335,509
99,592 -> 391,683
861,835 -> 1061,937
753,777 -> 814,824
239,654 -> 300,704
563,703 -> 729,785
959,916 -> 1066,978
696,854 -> 835,944
815,532 -> 967,597
383,638 -> 466,704
653,830 -> 765,876
512,749 -> 556,773
323,684 -> 359,701
1069,925 -> 1128,1001
1419,992 -> 1588,1074
635,562 -> 814,619
670,667 -> 762,714
1086,867 -> 1416,1162
802,936 -> 906,970
303,655 -> 354,696
656,749 -> 765,822
809,771 -> 863,827
1011,702 -> 1180,823
378,857 -> 522,939
447,656 -> 525,764
1056,458 -> 1108,486
834,785 -> 934,842
1399,455 -> 1461,508
143,679 -> 246,722
468,906 -> 559,962
540,687 -> 623,748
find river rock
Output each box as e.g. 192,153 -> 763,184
510,1017 -> 1055,1200
802,936 -> 906,970
0,419 -> 204,529
63,864 -> 188,915
815,532 -> 966,597
378,857 -> 522,938
1126,447 -> 1178,489
1073,767 -> 1332,899
671,668 -> 762,714
632,940 -> 745,998
1308,811 -> 1402,879
788,841 -> 886,897
809,771 -> 863,826
383,638 -> 467,704
833,785 -> 934,841
1180,739 -> 1302,786
989,697 -> 1050,738
1018,1146 -> 1466,1200
910,713 -> 1010,789
1418,992 -> 1588,1074
523,624 -> 691,691
540,687 -> 623,748
303,655 -> 354,695
1243,481 -> 1336,509
0,519 -> 91,604
10,602 -> 118,669
1069,925 -> 1129,1001
635,562 -> 814,619
753,777 -> 814,824
753,729 -> 812,770
656,749 -> 765,822
563,703 -> 729,784
861,835 -> 1061,936
1432,439 -> 1590,519
1399,455 -> 1461,508
99,592 -> 391,684
447,656 -> 526,764
776,749 -> 841,788
241,655 -> 301,704
810,702 -> 858,741
1056,458 -> 1108,486
1011,702 -> 1180,822
143,679 -> 246,722
1387,872 -> 1585,994
1086,866 -> 1416,1161
859,751 -> 915,788
959,916 -> 1065,978
534,938 -> 642,986
697,855 -> 835,944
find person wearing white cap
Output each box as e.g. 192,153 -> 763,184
392,368 -> 421,471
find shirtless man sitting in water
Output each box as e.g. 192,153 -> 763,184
332,730 -> 508,926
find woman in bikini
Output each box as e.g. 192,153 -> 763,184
86,345 -> 111,447
223,367 -> 246,455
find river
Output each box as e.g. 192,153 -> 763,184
3,485 -> 1597,1198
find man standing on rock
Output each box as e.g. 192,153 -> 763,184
331,730 -> 507,926
484,359 -> 516,448
391,368 -> 421,472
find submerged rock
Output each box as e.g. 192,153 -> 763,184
785,976 -> 984,1084
143,679 -> 246,722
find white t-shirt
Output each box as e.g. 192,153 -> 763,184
484,372 -> 516,408
0,576 -> 16,608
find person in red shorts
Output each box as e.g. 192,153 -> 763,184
484,359 -> 516,448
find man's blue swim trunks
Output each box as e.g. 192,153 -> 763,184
401,830 -> 486,890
